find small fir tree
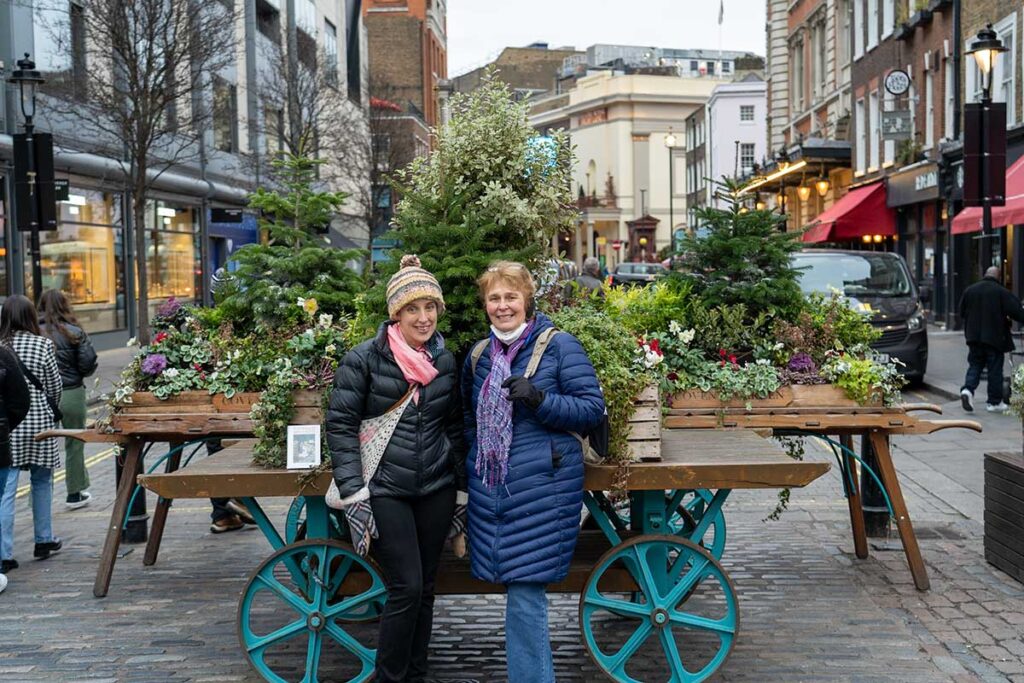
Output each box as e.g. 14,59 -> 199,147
352,71 -> 578,355
678,179 -> 805,320
214,154 -> 363,331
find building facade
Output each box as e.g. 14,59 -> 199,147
364,0 -> 446,128
0,0 -> 368,349
453,43 -> 584,99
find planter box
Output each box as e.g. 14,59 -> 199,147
117,391 -> 261,415
667,383 -> 876,411
291,389 -> 325,424
984,451 -> 1024,584
627,384 -> 662,462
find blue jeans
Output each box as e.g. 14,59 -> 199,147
506,582 -> 555,683
0,466 -> 55,560
963,343 -> 1005,405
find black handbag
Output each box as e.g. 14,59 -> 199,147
16,358 -> 63,424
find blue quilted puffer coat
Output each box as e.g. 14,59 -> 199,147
462,313 -> 606,585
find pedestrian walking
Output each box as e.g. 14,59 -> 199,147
37,289 -> 98,509
463,261 -> 606,683
562,256 -> 606,301
0,295 -> 64,574
0,345 -> 31,594
326,255 -> 466,683
958,266 -> 1024,412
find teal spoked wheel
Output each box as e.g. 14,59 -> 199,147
580,534 -> 739,683
238,539 -> 386,682
680,490 -> 726,561
285,497 -> 348,545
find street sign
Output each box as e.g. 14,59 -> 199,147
611,240 -> 622,251
881,110 -> 912,140
884,69 -> 911,96
53,179 -> 69,202
12,132 -> 58,232
963,102 -> 1007,207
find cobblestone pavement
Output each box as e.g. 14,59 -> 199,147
1,389 -> 1022,682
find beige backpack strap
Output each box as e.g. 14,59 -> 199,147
524,328 -> 561,379
469,339 -> 488,376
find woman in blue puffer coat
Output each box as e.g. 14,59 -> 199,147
462,261 -> 605,683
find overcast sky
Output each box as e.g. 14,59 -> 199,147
447,0 -> 768,77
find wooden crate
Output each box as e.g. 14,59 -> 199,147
627,384 -> 661,462
984,451 -> 1024,584
667,383 -> 873,411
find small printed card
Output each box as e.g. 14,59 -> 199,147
286,425 -> 321,470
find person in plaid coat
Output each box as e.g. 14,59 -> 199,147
0,295 -> 64,573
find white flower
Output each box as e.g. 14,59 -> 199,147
645,351 -> 663,367
756,358 -> 772,366
126,337 -> 138,347
680,329 -> 696,345
668,320 -> 682,335
773,341 -> 784,351
325,343 -> 337,354
318,313 -> 334,328
297,297 -> 307,307
164,368 -> 180,378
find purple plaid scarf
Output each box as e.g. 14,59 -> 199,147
475,318 -> 537,488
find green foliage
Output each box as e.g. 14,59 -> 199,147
214,154 -> 364,332
548,302 -> 653,464
354,72 -> 579,355
603,277 -> 692,336
1011,365 -> 1024,421
687,303 -> 772,357
678,179 -> 804,319
772,293 -> 880,365
821,353 -> 906,406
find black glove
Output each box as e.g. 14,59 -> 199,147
501,375 -> 544,410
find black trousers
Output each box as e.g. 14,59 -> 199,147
205,440 -> 232,522
370,486 -> 455,682
963,343 -> 1005,405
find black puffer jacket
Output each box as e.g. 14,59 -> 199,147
959,277 -> 1024,352
40,321 -> 98,389
326,323 -> 466,499
0,346 -> 31,468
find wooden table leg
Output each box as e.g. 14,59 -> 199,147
94,440 -> 144,598
868,431 -> 930,591
143,441 -> 182,567
840,434 -> 869,560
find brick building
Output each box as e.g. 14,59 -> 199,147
453,44 -> 584,99
364,0 -> 447,128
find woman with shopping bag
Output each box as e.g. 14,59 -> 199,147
325,255 -> 466,683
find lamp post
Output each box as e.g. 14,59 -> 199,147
665,129 -> 677,254
7,54 -> 46,303
967,25 -> 1007,270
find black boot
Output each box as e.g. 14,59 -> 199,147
34,538 -> 63,560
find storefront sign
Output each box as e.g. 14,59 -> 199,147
886,162 -> 941,207
211,207 -> 243,223
881,110 -> 912,141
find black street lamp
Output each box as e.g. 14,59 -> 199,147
665,129 -> 677,254
7,53 -> 47,303
966,25 -> 1007,270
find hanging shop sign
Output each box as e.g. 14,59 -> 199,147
884,69 -> 911,96
881,110 -> 912,141
887,162 -> 941,207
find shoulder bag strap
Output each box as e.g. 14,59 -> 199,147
469,339 -> 488,376
523,328 -> 560,379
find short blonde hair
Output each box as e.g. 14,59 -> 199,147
477,261 -> 536,302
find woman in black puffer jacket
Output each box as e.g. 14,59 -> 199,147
325,255 -> 465,683
38,290 -> 98,509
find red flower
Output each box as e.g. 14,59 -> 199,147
719,348 -> 727,358
648,338 -> 662,354
153,331 -> 168,344
729,354 -> 738,365
667,371 -> 679,381
193,363 -> 202,371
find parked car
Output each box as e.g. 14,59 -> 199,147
793,249 -> 928,382
610,262 -> 668,287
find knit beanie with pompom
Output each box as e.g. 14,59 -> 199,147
386,254 -> 445,319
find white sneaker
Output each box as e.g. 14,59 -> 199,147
0,573 -> 7,594
960,389 -> 974,412
66,491 -> 92,510
986,402 -> 1010,413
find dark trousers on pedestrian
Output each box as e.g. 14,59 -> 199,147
370,486 -> 455,682
963,342 -> 1005,405
205,440 -> 231,522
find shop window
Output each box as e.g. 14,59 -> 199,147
144,201 -> 201,310
27,188 -> 127,334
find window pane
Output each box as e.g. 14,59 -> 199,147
143,201 -> 201,314
213,77 -> 238,153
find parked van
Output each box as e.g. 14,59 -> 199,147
793,249 -> 928,381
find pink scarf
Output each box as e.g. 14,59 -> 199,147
387,323 -> 438,403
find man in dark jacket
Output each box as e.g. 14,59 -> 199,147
959,266 -> 1024,412
561,257 -> 606,301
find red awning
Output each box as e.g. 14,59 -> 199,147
951,155 -> 1024,234
801,181 -> 896,243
